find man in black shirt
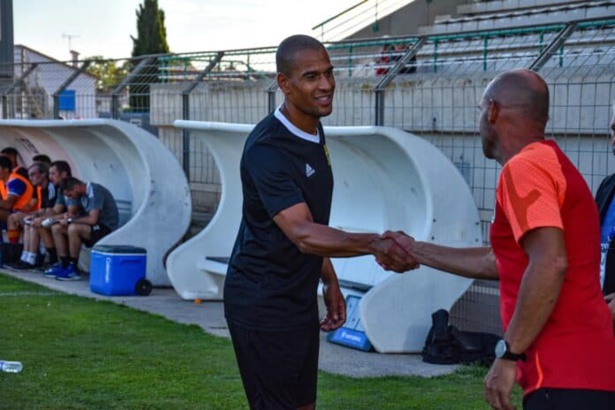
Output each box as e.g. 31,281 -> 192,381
224,34 -> 415,410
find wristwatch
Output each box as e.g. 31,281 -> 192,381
494,339 -> 526,362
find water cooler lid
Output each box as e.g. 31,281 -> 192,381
92,245 -> 147,254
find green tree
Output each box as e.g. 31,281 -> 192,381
85,56 -> 129,92
129,0 -> 170,111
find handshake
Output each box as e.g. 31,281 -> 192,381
374,230 -> 419,273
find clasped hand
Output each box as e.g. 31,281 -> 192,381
374,230 -> 419,273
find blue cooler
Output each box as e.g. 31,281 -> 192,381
90,245 -> 148,296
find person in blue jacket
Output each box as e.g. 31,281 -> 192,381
594,102 -> 615,321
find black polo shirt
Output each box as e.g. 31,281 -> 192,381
224,111 -> 334,331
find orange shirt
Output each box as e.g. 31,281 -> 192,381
491,140 -> 615,394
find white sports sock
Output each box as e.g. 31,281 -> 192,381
25,252 -> 37,265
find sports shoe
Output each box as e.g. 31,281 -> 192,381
31,263 -> 52,273
44,263 -> 64,278
55,264 -> 82,281
8,260 -> 35,271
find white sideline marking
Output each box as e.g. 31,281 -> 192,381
0,291 -> 62,297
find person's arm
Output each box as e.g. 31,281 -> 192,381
272,202 -> 414,272
484,227 -> 568,410
381,231 -> 498,280
2,178 -> 27,211
504,227 -> 567,353
0,195 -> 17,211
67,208 -> 99,226
320,257 -> 346,331
19,196 -> 39,213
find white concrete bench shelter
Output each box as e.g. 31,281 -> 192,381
167,120 -> 481,353
0,119 -> 191,286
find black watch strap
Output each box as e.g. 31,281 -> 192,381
495,339 -> 526,362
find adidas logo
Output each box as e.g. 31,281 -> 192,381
305,163 -> 315,177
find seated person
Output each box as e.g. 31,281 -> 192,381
32,160 -> 79,271
0,156 -> 35,228
44,177 -> 119,281
1,147 -> 28,178
32,154 -> 52,167
8,162 -> 57,270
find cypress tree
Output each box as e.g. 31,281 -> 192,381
129,0 -> 170,111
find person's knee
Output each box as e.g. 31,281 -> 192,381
67,224 -> 88,239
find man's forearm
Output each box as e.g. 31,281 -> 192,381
410,241 -> 498,280
504,259 -> 566,355
71,215 -> 97,225
0,199 -> 12,211
320,257 -> 338,284
288,222 -> 388,258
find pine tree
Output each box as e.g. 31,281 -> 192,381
129,0 -> 170,111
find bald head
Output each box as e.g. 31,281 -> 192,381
276,35 -> 327,76
485,68 -> 550,129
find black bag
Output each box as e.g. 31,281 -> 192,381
422,309 -> 500,367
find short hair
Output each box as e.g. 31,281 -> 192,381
276,35 -> 326,75
32,154 -> 52,165
0,156 -> 12,170
50,160 -> 72,177
59,176 -> 83,192
28,162 -> 49,177
0,147 -> 18,157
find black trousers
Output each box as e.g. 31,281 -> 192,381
524,388 -> 614,410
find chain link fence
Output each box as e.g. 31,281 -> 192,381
1,17 -> 613,334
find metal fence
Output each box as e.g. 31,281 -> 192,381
1,17 -> 614,334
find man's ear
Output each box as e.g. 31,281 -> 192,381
277,73 -> 290,95
488,100 -> 499,124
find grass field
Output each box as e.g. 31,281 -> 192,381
0,273 -> 522,409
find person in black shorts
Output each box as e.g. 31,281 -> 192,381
44,177 -> 119,281
224,34 -> 416,410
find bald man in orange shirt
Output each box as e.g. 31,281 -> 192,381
382,68 -> 615,410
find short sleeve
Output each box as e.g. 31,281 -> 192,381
244,143 -> 304,218
7,178 -> 26,198
497,153 -> 565,243
88,185 -> 104,211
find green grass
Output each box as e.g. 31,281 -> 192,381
0,274 -> 523,409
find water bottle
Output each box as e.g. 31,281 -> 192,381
0,360 -> 23,373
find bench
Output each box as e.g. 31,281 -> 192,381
0,119 -> 192,286
167,122 -> 481,353
116,199 -> 133,228
193,257 -> 231,298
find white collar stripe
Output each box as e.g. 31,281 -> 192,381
274,107 -> 320,144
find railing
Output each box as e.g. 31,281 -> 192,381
312,0 -> 414,42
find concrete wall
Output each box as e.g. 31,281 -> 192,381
344,0 -> 471,40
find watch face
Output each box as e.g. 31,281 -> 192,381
495,339 -> 507,358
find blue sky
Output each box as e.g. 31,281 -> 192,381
14,0 -> 357,61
